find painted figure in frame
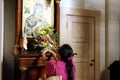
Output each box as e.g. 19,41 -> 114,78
25,3 -> 49,37
22,0 -> 54,50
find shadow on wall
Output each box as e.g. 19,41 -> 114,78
4,0 -> 16,80
0,62 -> 2,80
3,57 -> 14,80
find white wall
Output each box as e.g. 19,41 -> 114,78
60,0 -> 105,77
108,0 -> 120,65
85,0 -> 105,73
60,0 -> 85,8
0,0 -> 4,80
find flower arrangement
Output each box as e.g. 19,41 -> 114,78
32,25 -> 58,54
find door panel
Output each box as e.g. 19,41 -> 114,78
67,16 -> 95,80
72,43 -> 88,58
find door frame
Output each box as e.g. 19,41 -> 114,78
60,8 -> 100,80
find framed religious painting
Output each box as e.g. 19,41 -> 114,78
22,0 -> 55,38
14,0 -> 60,54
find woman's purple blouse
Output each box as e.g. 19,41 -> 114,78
45,59 -> 76,80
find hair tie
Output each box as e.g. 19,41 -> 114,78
68,57 -> 73,61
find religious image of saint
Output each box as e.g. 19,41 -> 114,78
22,0 -> 54,50
24,3 -> 49,37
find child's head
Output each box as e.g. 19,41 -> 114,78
58,44 -> 73,61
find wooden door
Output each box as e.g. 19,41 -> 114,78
68,16 -> 95,80
60,8 -> 100,80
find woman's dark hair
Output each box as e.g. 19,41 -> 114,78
58,44 -> 74,80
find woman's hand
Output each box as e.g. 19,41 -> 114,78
41,48 -> 58,60
42,47 -> 50,54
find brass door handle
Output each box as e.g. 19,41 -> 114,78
90,63 -> 94,66
91,59 -> 95,62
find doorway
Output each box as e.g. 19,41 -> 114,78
60,8 -> 100,80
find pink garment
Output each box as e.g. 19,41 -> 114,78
45,59 -> 76,80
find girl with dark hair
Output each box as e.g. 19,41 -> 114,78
43,44 -> 76,80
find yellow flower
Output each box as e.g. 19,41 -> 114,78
47,27 -> 51,31
39,30 -> 45,35
52,41 -> 55,44
46,34 -> 49,37
41,42 -> 47,47
46,25 -> 53,31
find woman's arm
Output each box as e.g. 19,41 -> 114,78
45,60 -> 56,77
